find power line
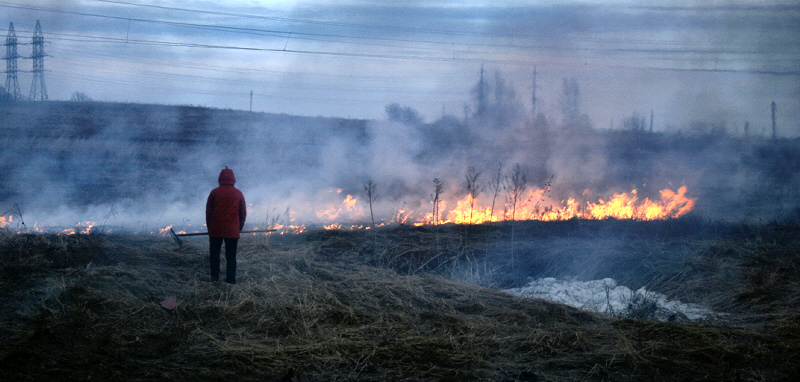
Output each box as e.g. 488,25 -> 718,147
0,2 -> 519,65
49,32 -> 800,76
36,22 -> 799,76
2,0 -> 798,110
94,0 -> 490,38
3,1 -> 795,63
0,1 -> 491,50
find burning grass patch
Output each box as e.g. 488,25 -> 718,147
1,220 -> 799,380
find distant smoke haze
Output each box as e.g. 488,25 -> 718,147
0,2 -> 797,135
1,95 -> 797,233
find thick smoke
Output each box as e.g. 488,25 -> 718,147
1,71 -> 798,232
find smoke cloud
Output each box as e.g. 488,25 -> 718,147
1,69 -> 798,233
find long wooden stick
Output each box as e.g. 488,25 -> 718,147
170,228 -> 277,248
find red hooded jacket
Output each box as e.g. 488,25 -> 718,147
206,167 -> 246,238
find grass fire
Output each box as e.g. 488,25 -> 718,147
1,218 -> 799,380
1,82 -> 798,380
2,0 -> 800,377
321,184 -> 695,228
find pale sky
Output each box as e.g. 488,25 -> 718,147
3,0 -> 799,135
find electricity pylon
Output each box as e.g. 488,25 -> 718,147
29,20 -> 47,101
3,22 -> 22,101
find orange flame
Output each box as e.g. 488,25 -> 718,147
62,221 -> 95,235
311,185 -> 694,229
271,224 -> 307,234
434,186 -> 695,224
316,194 -> 360,221
343,194 -> 357,209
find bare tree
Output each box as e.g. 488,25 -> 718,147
491,70 -> 522,126
622,112 -> 647,131
526,175 -> 554,220
385,103 -> 423,126
559,77 -> 591,130
465,166 -> 482,225
503,165 -> 528,272
489,163 -> 503,221
364,180 -> 378,226
432,178 -> 444,225
70,91 -> 92,102
504,164 -> 528,221
560,78 -> 580,124
472,65 -> 489,117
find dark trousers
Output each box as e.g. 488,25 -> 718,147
209,237 -> 238,284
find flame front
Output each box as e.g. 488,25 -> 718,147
0,186 -> 695,235
315,185 -> 695,228
439,186 -> 694,224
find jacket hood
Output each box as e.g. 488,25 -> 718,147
218,167 -> 236,186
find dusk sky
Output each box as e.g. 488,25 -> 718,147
3,0 -> 799,135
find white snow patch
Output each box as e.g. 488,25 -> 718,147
504,277 -> 716,321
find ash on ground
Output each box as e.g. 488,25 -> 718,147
504,277 -> 716,322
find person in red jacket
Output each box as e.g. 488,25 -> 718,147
206,166 -> 246,284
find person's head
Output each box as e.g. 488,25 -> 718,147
218,166 -> 235,186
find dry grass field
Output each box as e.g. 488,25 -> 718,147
1,218 -> 799,381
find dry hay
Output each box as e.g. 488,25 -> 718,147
1,221 -> 799,381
